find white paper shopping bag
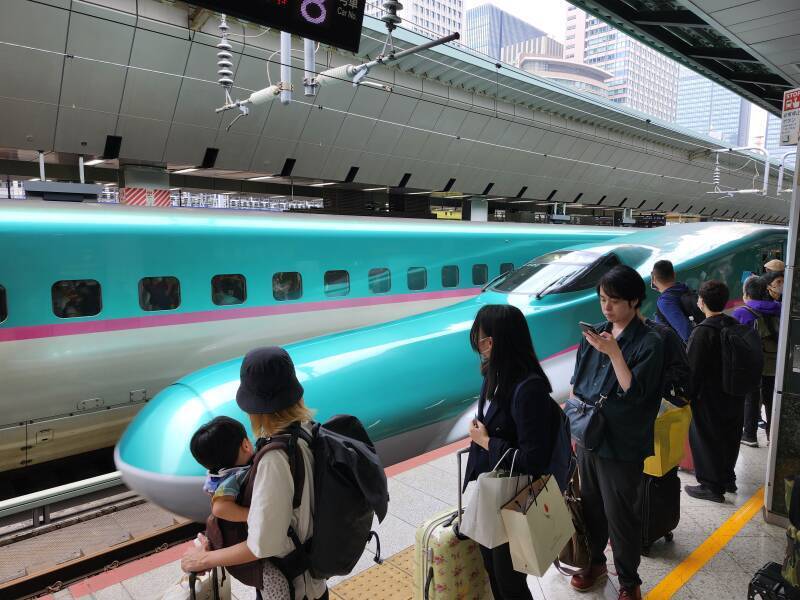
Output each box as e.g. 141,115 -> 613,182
500,475 -> 575,576
460,449 -> 525,549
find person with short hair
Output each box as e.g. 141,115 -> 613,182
685,281 -> 744,502
568,265 -> 664,600
650,260 -> 695,343
182,347 -> 328,600
190,416 -> 255,523
733,276 -> 781,445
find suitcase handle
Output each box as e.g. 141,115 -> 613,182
454,448 -> 469,539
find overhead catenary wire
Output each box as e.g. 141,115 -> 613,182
0,39 -> 783,199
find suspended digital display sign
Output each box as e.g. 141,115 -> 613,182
189,0 -> 367,53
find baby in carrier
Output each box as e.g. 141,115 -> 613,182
190,416 -> 290,599
190,416 -> 255,522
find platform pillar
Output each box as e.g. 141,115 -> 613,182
462,198 -> 488,222
765,148 -> 800,524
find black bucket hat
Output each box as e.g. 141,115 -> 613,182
236,347 -> 304,414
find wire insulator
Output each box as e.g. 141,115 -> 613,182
217,14 -> 234,90
381,1 -> 403,31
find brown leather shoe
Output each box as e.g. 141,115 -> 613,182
570,564 -> 608,593
619,585 -> 642,600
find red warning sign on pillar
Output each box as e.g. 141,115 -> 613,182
120,188 -> 172,207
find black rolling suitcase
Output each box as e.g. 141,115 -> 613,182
748,562 -> 800,599
639,467 -> 680,555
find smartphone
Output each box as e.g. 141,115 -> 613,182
579,321 -> 597,335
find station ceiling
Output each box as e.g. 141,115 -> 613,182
0,0 -> 792,221
569,0 -> 800,116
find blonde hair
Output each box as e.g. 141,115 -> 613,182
248,398 -> 315,438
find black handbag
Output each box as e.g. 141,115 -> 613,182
564,380 -> 616,452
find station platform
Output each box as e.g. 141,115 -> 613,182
36,427 -> 785,600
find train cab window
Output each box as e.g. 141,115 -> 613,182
369,268 -> 391,294
324,270 -> 350,297
500,262 -> 515,274
407,267 -> 427,291
273,272 -> 303,301
493,251 -> 620,298
52,279 -> 102,318
212,274 -> 246,306
0,285 -> 6,323
442,266 -> 459,288
139,277 -> 181,311
472,264 -> 489,286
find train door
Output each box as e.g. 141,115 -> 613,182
24,403 -> 143,467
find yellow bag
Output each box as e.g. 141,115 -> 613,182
643,404 -> 692,477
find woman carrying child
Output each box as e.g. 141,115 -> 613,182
181,346 -> 328,600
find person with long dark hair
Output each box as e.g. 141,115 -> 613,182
463,304 -> 560,600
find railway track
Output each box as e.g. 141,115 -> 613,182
0,472 -> 203,599
2,520 -> 204,599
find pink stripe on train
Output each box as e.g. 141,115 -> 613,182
0,288 -> 480,343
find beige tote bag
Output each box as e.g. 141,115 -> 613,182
500,475 -> 575,576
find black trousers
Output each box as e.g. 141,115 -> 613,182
479,543 -> 532,600
690,391 -> 745,494
577,448 -> 643,590
743,375 -> 774,440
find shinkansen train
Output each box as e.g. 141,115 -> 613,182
115,221 -> 786,521
0,201 -> 631,472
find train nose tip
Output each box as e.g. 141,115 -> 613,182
114,446 -> 210,522
114,383 -> 221,521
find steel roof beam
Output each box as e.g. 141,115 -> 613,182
689,48 -> 761,63
632,10 -> 711,28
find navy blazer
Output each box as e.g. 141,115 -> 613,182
463,373 -> 557,491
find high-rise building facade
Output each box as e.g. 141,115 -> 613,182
463,4 -> 546,61
366,0 -> 463,40
502,36 -> 563,63
765,113 -> 794,158
676,67 -> 751,146
566,5 -> 679,121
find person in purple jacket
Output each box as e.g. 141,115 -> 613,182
733,275 -> 781,447
650,260 -> 702,344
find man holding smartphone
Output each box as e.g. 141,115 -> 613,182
568,265 -> 664,600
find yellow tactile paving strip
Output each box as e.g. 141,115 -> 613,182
331,546 -> 416,600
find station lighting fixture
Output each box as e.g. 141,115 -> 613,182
364,187 -> 389,191
407,191 -> 431,195
248,175 -> 275,181
84,159 -> 105,166
310,182 -> 336,187
173,168 -> 199,174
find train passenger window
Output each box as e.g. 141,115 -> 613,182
407,267 -> 427,291
139,277 -> 181,311
369,268 -> 391,294
212,274 -> 246,306
442,266 -> 459,288
273,272 -> 303,301
0,285 -> 6,323
500,262 -> 515,274
472,264 -> 489,286
324,270 -> 350,297
52,279 -> 102,318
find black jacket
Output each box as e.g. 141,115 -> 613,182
464,374 -> 557,491
687,313 -> 741,402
